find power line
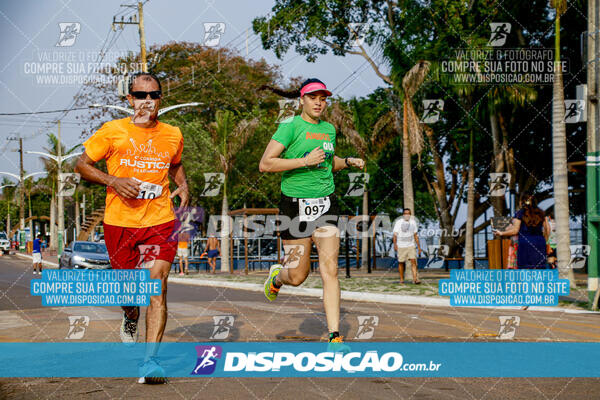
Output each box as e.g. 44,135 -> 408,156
0,107 -> 91,116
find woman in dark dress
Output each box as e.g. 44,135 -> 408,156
495,192 -> 550,269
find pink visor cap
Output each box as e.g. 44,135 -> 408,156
300,81 -> 332,97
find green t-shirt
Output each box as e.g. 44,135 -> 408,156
271,115 -> 336,198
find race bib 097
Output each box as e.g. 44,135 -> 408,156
298,197 -> 331,222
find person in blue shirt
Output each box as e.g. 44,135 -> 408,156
32,234 -> 42,275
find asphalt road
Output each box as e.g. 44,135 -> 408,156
0,254 -> 599,399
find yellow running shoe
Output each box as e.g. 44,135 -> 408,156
264,264 -> 282,301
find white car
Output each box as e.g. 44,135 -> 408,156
0,233 -> 10,254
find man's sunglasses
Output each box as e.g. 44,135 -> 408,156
130,90 -> 162,100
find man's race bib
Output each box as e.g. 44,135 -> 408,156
133,178 -> 163,199
298,197 -> 330,222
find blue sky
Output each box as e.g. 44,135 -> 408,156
0,0 -> 384,173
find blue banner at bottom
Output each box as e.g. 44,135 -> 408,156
0,342 -> 598,378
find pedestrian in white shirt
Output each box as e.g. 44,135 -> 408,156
393,208 -> 421,284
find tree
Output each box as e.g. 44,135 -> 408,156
550,0 -> 575,286
180,110 -> 259,272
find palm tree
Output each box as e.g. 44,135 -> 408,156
550,0 -> 575,287
193,110 -> 259,273
400,61 -> 429,214
328,98 -> 406,271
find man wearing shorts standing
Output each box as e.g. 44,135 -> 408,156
177,233 -> 190,275
32,234 -> 42,274
393,208 -> 421,284
75,72 -> 189,383
204,236 -> 220,274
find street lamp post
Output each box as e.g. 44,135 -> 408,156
0,184 -> 17,237
90,102 -> 201,116
26,147 -> 82,256
0,172 -> 46,250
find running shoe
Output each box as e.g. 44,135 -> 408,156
120,307 -> 139,345
327,335 -> 351,354
138,357 -> 167,384
264,264 -> 282,302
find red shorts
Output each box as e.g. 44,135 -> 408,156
103,220 -> 178,269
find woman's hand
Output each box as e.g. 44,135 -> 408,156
304,147 -> 326,166
347,157 -> 365,170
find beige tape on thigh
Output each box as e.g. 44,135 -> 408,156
282,244 -> 306,269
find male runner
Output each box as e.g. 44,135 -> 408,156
75,72 -> 189,384
32,234 -> 42,274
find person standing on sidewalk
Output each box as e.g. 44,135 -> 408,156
177,233 -> 190,275
32,234 -> 43,275
393,208 -> 421,284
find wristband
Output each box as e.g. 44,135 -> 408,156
344,157 -> 350,167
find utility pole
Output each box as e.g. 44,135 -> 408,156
18,138 -> 24,237
138,1 -> 147,72
57,120 -> 64,256
113,2 -> 148,73
588,0 -> 600,306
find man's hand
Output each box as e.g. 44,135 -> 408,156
394,244 -> 398,252
170,184 -> 189,207
109,177 -> 140,198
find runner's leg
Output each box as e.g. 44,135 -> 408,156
312,226 -> 340,334
146,258 -> 171,343
275,237 -> 312,286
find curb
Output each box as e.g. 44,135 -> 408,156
14,253 -> 59,267
168,277 -> 599,315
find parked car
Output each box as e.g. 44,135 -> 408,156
59,241 -> 111,269
0,232 -> 9,254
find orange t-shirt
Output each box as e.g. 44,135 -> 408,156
178,241 -> 188,249
83,117 -> 184,228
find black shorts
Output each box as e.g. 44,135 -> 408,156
278,193 -> 340,240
